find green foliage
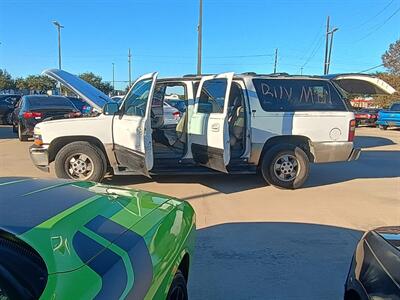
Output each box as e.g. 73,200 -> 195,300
0,69 -> 15,90
22,75 -> 56,92
79,72 -> 113,95
372,72 -> 400,108
382,39 -> 400,76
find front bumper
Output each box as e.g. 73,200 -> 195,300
312,141 -> 361,163
29,144 -> 50,172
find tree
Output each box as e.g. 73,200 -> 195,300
23,75 -> 56,93
79,72 -> 113,95
0,69 -> 15,90
372,72 -> 400,108
382,39 -> 400,75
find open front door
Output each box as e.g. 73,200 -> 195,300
112,72 -> 158,176
188,73 -> 234,173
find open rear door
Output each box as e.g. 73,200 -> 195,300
325,74 -> 396,95
112,73 -> 158,176
188,73 -> 234,173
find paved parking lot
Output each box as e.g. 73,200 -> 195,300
0,125 -> 399,299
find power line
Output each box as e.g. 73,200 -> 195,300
355,6 -> 400,42
359,54 -> 400,73
347,0 -> 395,31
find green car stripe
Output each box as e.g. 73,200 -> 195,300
80,227 -> 134,300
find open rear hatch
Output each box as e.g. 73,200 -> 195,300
42,69 -> 113,112
324,74 -> 396,95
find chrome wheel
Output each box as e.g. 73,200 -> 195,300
273,154 -> 299,182
66,153 -> 94,180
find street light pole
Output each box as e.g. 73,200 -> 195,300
52,21 -> 64,70
323,16 -> 330,75
326,28 -> 339,75
197,0 -> 203,76
112,63 -> 115,92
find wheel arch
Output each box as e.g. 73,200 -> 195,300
178,252 -> 190,282
48,136 -> 110,166
258,135 -> 315,166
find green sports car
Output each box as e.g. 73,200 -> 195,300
0,177 -> 196,300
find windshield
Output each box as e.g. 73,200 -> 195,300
390,103 -> 400,111
122,79 -> 153,117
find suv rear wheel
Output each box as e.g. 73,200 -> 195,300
261,144 -> 310,189
54,141 -> 107,182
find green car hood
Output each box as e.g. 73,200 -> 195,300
0,177 -> 175,274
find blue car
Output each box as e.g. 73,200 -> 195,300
377,102 -> 400,130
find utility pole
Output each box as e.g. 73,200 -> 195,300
273,48 -> 278,73
323,16 -> 330,75
197,0 -> 203,76
300,67 -> 303,75
112,63 -> 115,92
52,21 -> 64,69
327,28 -> 339,74
128,48 -> 132,86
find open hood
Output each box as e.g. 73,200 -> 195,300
42,69 -> 112,112
324,74 -> 396,95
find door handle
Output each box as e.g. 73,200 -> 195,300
211,123 -> 220,132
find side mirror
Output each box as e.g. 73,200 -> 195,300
103,102 -> 119,115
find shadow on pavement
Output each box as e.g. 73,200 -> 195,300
354,135 -> 396,149
0,125 -> 16,139
105,174 -> 266,194
306,150 -> 400,188
189,222 -> 362,300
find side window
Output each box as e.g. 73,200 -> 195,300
253,79 -> 346,112
197,79 -> 227,114
123,79 -> 152,117
164,85 -> 186,112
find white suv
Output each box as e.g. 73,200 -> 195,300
30,69 -> 395,189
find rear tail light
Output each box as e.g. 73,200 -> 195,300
23,112 -> 42,119
348,119 -> 356,142
172,111 -> 181,119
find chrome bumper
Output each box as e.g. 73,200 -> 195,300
311,142 -> 361,163
29,145 -> 50,172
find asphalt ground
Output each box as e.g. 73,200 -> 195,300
0,125 -> 399,299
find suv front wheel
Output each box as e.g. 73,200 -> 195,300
54,141 -> 107,182
261,144 -> 310,189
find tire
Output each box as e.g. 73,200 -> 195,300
379,125 -> 388,130
54,141 -> 107,182
18,124 -> 28,141
166,270 -> 188,300
260,144 -> 310,189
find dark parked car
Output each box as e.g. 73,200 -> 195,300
354,108 -> 380,127
0,94 -> 21,125
344,226 -> 400,300
67,96 -> 92,114
13,95 -> 80,141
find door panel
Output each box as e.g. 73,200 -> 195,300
113,73 -> 158,176
188,73 -> 233,172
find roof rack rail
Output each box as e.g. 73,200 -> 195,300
182,74 -> 212,78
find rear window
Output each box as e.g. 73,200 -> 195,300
27,97 -> 75,109
253,79 -> 346,112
